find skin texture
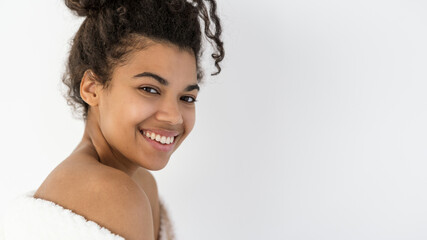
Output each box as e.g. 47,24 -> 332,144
34,39 -> 198,240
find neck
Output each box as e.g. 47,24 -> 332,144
73,111 -> 140,178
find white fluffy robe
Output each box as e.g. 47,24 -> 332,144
0,190 -> 175,240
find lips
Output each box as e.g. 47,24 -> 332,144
139,129 -> 178,152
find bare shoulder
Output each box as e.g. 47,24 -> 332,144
88,170 -> 155,240
133,167 -> 159,201
132,167 -> 161,239
34,158 -> 155,240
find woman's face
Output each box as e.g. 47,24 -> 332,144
96,41 -> 198,171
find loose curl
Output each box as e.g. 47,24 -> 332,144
62,0 -> 225,120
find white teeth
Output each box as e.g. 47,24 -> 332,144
143,130 -> 176,145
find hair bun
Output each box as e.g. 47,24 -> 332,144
64,0 -> 107,17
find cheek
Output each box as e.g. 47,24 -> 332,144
120,97 -> 159,127
99,94 -> 128,141
100,91 -> 157,132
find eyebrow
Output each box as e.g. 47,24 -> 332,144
133,72 -> 200,92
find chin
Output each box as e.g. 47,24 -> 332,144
142,157 -> 170,171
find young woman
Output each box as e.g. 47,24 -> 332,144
0,0 -> 224,240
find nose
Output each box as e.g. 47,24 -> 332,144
155,99 -> 184,125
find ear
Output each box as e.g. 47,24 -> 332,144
80,70 -> 101,106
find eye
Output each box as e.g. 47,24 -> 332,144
140,86 -> 159,94
181,96 -> 197,103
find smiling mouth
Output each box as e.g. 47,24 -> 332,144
139,130 -> 178,145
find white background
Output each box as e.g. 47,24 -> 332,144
1,0 -> 427,239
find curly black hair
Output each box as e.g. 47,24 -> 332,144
62,0 -> 224,120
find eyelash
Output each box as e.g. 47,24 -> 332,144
139,86 -> 197,103
140,86 -> 159,94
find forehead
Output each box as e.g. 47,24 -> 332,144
112,41 -> 197,84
